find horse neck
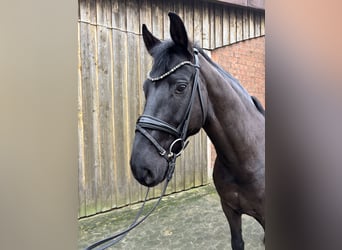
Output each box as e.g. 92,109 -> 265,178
199,54 -> 264,166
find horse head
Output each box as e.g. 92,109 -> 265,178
130,13 -> 206,187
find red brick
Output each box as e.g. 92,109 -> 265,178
211,36 -> 265,105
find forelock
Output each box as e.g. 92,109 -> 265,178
149,40 -> 192,78
149,40 -> 174,76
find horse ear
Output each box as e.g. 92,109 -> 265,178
168,12 -> 192,53
142,24 -> 161,55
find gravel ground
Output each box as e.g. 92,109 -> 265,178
79,184 -> 264,250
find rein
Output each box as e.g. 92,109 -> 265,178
85,158 -> 176,250
84,48 -> 202,249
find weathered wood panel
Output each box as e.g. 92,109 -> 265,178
229,7 -> 237,44
96,0 -> 114,212
78,22 -> 86,217
242,8 -> 249,39
261,13 -> 265,35
126,0 -> 142,203
202,1 -> 210,48
255,11 -> 261,37
194,2 -> 203,47
209,3 -> 215,49
78,0 -> 265,217
214,5 -> 223,48
79,0 -> 99,216
249,8 -> 255,38
236,8 -> 243,42
223,7 -> 230,45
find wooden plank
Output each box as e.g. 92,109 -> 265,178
173,0 -> 184,21
139,0 -> 152,31
193,1 -> 202,47
112,29 -> 130,207
96,1 -> 115,212
126,0 -> 140,34
202,133 -> 208,184
151,0 -> 164,39
214,4 -> 223,48
111,0 -> 131,207
126,0 -> 142,203
242,8 -> 249,40
183,0 -> 194,43
163,0 -> 174,40
80,0 -> 101,216
260,13 -> 265,35
78,21 -> 86,217
194,133 -> 201,186
96,0 -> 112,26
139,0 -> 152,106
126,33 -> 141,203
79,0 -> 96,23
209,3 -> 215,49
79,0 -> 118,214
229,7 -> 237,44
236,8 -> 243,42
79,22 -> 99,216
78,0 -> 81,20
112,0 -> 126,30
255,11 -> 261,36
249,8 -> 255,38
201,1 -> 210,49
177,150 -> 186,191
200,133 -> 208,185
93,40 -> 102,214
222,7 -> 230,46
184,140 -> 195,189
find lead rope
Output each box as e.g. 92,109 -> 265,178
84,156 -> 176,250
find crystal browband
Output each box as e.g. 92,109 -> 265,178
147,61 -> 199,82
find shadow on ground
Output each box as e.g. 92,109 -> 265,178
79,184 -> 264,250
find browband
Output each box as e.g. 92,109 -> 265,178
147,61 -> 199,82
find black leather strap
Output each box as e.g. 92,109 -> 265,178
136,124 -> 168,158
137,115 -> 180,138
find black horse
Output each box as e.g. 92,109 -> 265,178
130,12 -> 265,250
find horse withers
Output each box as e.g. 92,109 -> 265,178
130,12 -> 265,250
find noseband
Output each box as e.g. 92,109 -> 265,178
136,48 -> 204,171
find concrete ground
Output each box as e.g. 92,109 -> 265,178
79,184 -> 264,250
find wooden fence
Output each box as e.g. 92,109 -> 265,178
78,0 -> 265,217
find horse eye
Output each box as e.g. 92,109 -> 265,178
175,83 -> 187,93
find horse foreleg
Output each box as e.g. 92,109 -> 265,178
220,199 -> 244,250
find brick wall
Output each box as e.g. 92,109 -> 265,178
209,36 -> 265,170
211,36 -> 265,107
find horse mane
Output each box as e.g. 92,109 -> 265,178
251,96 -> 265,116
195,46 -> 265,115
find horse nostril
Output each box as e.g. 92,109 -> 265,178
143,168 -> 155,185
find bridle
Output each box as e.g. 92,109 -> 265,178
85,48 -> 204,250
136,48 -> 204,165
